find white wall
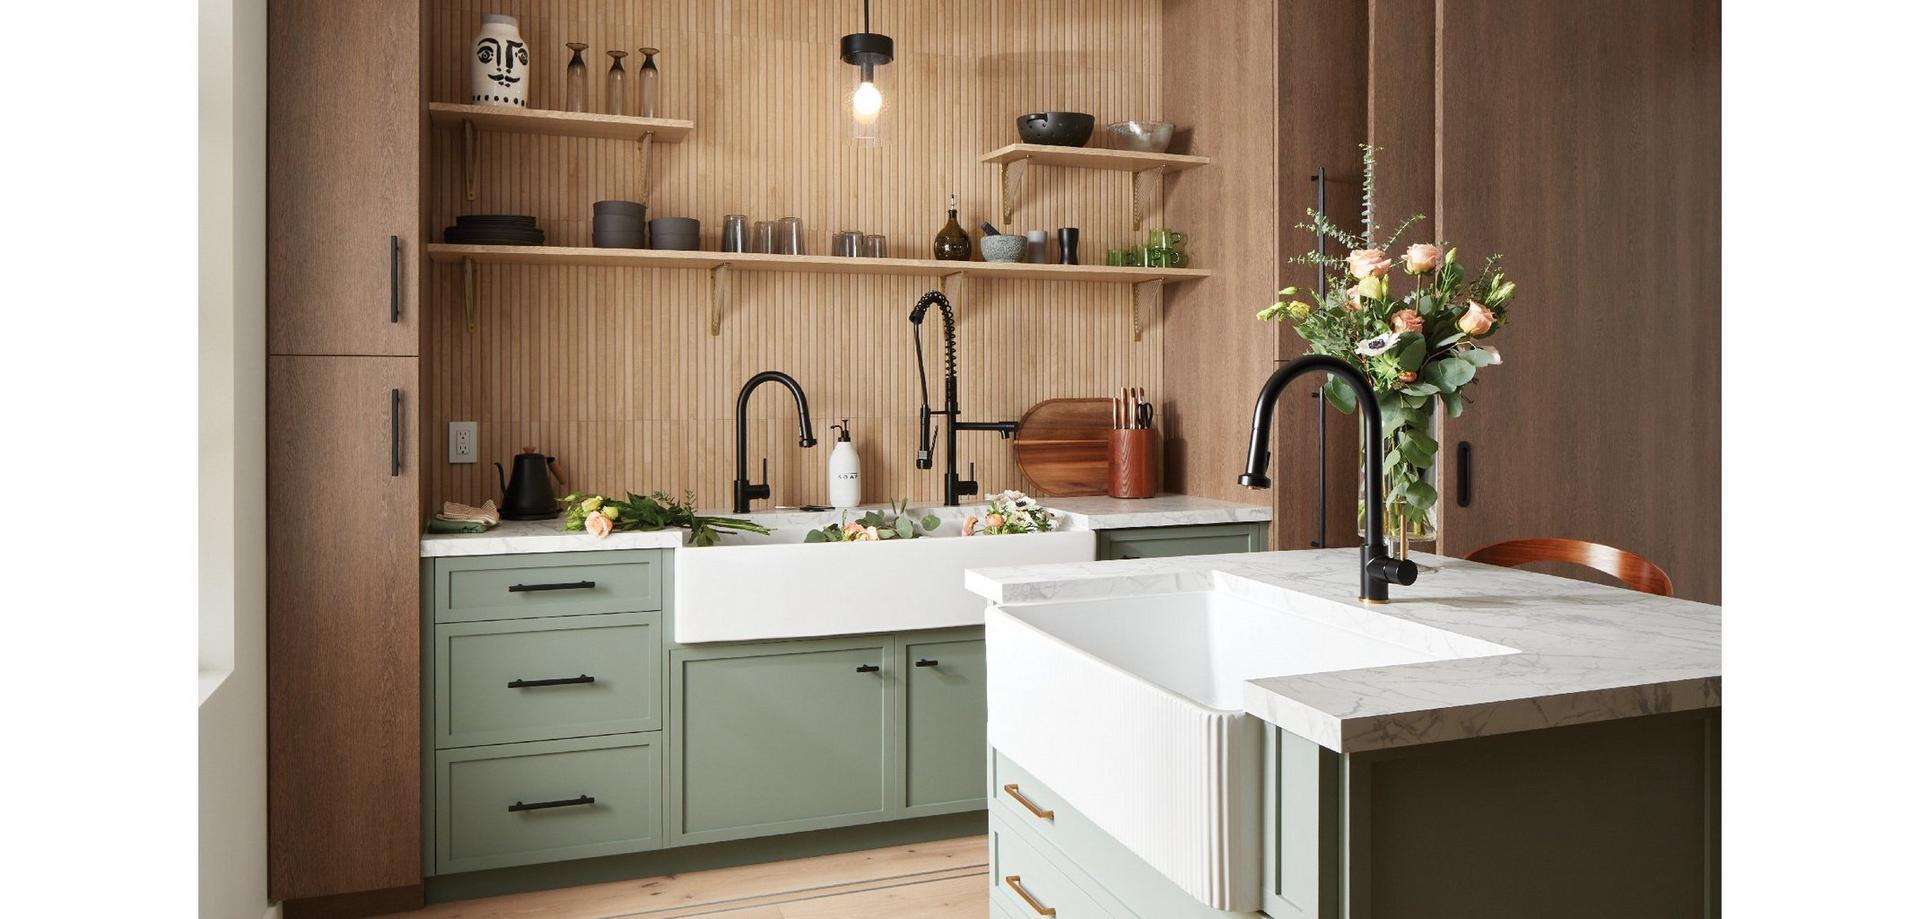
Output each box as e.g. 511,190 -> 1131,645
199,0 -> 271,915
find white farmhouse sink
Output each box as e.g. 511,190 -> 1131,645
674,506 -> 1095,643
986,585 -> 1516,911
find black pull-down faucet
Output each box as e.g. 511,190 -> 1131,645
910,291 -> 1018,506
733,370 -> 817,514
1238,355 -> 1418,602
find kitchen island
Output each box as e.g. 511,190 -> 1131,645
968,549 -> 1720,919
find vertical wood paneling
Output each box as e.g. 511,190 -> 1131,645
425,0 -> 1166,509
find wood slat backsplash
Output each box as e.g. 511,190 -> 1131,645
425,0 -> 1168,509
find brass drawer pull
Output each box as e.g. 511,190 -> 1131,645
1004,875 -> 1057,916
1002,783 -> 1054,821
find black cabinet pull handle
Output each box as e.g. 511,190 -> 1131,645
507,794 -> 594,813
508,580 -> 596,593
389,235 -> 401,323
855,664 -> 880,673
508,674 -> 595,688
1456,441 -> 1473,507
914,658 -> 939,668
389,388 -> 402,477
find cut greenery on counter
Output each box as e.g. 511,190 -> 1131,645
563,491 -> 772,547
806,500 -> 942,542
965,490 -> 1058,535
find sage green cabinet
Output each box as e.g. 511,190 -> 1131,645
1095,522 -> 1269,560
435,612 -> 662,749
434,733 -> 663,875
898,631 -> 987,816
667,636 -> 893,846
432,550 -> 664,623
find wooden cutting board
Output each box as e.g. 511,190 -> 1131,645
1013,398 -> 1113,496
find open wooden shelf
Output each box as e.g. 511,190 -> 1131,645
427,243 -> 1210,284
427,102 -> 693,143
978,143 -> 1210,173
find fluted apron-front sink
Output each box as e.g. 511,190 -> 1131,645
985,585 -> 1516,911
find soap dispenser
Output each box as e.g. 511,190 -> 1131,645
828,419 -> 862,510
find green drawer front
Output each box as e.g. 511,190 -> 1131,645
670,637 -> 891,845
902,636 -> 987,814
991,814 -> 1115,919
1096,523 -> 1267,560
436,612 -> 662,749
435,734 -> 663,875
435,551 -> 664,623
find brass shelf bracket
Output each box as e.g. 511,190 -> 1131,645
708,263 -> 730,336
637,132 -> 656,207
462,120 -> 476,202
1129,278 -> 1161,343
1130,165 -> 1164,231
936,271 -> 964,295
999,158 -> 1028,226
462,257 -> 477,332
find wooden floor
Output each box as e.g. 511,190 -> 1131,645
379,836 -> 989,919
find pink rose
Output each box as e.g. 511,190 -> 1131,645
962,515 -> 978,536
584,511 -> 613,538
1398,370 -> 1418,383
1344,287 -> 1365,311
1402,243 -> 1442,274
1457,301 -> 1496,337
1389,309 -> 1424,333
986,513 -> 1005,529
1346,248 -> 1393,278
845,521 -> 866,539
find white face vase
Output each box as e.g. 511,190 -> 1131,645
470,15 -> 528,107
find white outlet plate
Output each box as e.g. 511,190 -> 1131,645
448,421 -> 477,464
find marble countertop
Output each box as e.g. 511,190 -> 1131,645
966,549 -> 1720,753
419,493 -> 1270,557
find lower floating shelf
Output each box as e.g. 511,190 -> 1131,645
426,243 -> 1211,285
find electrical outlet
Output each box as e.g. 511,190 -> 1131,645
448,421 -> 477,464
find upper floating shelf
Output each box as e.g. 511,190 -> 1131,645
426,244 -> 1211,284
978,143 -> 1210,173
427,102 -> 693,143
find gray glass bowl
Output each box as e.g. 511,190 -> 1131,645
1106,120 -> 1174,153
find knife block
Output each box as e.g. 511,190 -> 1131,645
1106,428 -> 1157,498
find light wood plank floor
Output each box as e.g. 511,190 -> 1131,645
378,836 -> 989,919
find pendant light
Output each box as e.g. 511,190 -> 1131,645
839,0 -> 893,145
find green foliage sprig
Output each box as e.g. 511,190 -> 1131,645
562,490 -> 772,547
805,500 -> 942,543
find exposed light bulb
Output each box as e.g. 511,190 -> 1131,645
851,80 -> 884,124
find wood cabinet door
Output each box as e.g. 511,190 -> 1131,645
1432,0 -> 1721,601
267,0 -> 421,356
268,355 -> 421,899
668,637 -> 893,846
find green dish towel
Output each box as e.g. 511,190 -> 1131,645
427,517 -> 492,534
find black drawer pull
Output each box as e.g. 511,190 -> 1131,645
507,794 -> 594,813
389,234 -> 401,323
1456,441 -> 1473,507
389,388 -> 402,477
507,674 -> 595,689
855,664 -> 880,673
914,658 -> 939,668
508,580 -> 596,593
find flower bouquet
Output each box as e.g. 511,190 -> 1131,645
1256,145 -> 1515,543
562,490 -> 772,547
963,490 -> 1059,536
805,500 -> 943,542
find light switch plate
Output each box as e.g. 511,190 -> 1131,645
448,421 -> 477,464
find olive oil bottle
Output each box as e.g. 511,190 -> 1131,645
933,193 -> 972,261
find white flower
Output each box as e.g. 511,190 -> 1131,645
1355,332 -> 1403,357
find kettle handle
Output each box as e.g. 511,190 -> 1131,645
494,461 -> 507,499
545,455 -> 567,490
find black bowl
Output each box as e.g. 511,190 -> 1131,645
592,200 -> 646,216
1016,112 -> 1095,147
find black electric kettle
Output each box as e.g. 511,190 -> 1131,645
495,448 -> 562,520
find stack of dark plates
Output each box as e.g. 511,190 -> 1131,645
593,200 -> 647,248
444,214 -> 544,246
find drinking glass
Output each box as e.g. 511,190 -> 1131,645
1024,229 -> 1048,263
833,230 -> 861,257
605,51 -> 628,116
863,234 -> 888,258
637,48 -> 660,117
776,217 -> 805,255
1106,248 -> 1127,267
565,43 -> 589,113
751,221 -> 776,253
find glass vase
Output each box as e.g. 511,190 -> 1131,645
605,50 -> 628,116
564,43 -> 588,112
1359,388 -> 1440,553
637,47 -> 660,117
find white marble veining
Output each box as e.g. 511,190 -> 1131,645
418,494 -> 1269,557
967,549 -> 1721,753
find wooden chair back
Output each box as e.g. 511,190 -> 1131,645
1463,538 -> 1674,597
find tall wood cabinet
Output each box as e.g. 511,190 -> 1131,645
266,0 -> 427,908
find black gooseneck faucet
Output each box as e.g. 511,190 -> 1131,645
733,370 -> 818,514
1238,355 -> 1418,602
910,291 -> 1018,506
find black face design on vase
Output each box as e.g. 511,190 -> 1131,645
476,37 -> 527,86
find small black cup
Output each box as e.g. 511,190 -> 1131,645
1057,227 -> 1080,265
